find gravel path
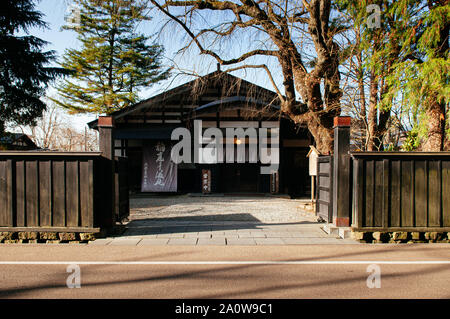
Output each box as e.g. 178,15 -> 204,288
129,195 -> 317,223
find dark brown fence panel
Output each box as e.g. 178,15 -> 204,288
115,156 -> 130,222
443,161 -> 450,225
0,152 -> 115,232
316,156 -> 333,222
0,160 -> 13,226
79,159 -> 94,227
16,160 -> 25,226
352,153 -> 450,231
52,160 -> 66,227
39,160 -> 52,226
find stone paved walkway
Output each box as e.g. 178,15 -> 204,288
92,195 -> 358,246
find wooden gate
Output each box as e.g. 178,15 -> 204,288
316,156 -> 333,222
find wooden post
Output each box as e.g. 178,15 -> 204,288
98,116 -> 116,227
332,116 -> 351,227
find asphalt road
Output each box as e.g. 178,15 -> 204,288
0,244 -> 449,299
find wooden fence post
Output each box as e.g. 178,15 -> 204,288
98,116 -> 116,227
332,116 -> 351,227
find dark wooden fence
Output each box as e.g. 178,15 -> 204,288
0,152 -> 118,232
115,156 -> 129,222
352,152 -> 450,231
316,156 -> 333,222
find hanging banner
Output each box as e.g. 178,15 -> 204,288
141,141 -> 177,192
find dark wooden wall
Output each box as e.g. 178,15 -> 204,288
352,153 -> 450,231
0,152 -> 115,232
115,156 -> 130,222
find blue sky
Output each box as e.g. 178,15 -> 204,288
24,0 -> 283,131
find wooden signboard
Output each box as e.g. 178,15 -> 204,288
270,171 -> 279,194
202,169 -> 211,194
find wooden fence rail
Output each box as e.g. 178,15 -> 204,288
0,152 -> 114,232
351,152 -> 450,232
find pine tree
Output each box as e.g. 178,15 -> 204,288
0,0 -> 68,136
55,0 -> 169,114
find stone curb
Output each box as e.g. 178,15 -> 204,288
0,230 -> 106,244
351,231 -> 450,243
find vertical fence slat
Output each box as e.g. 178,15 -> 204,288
16,161 -> 26,227
52,160 -> 66,227
428,161 -> 441,227
79,160 -> 89,227
88,159 -> 94,227
414,161 -> 427,227
329,157 -> 333,223
357,158 -> 364,228
382,159 -> 390,228
390,160 -> 401,227
39,160 -> 52,227
365,160 -> 374,227
25,161 -> 39,227
401,161 -> 414,227
7,160 -> 14,227
66,160 -> 79,227
0,160 -> 13,226
374,160 -> 383,227
0,161 -> 6,225
443,161 -> 450,226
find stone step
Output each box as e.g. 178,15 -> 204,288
322,224 -> 352,239
321,224 -> 339,236
338,227 -> 352,239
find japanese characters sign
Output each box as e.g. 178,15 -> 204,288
141,141 -> 177,192
201,169 -> 211,194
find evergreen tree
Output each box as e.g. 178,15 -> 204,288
0,0 -> 67,136
383,0 -> 449,151
339,0 -> 449,151
55,0 -> 169,114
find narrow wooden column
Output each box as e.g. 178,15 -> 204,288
98,116 -> 116,227
332,116 -> 351,227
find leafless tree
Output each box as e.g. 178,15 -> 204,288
149,0 -> 346,154
21,104 -> 99,151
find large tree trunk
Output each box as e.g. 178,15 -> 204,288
422,100 -> 446,151
422,1 -> 448,151
289,66 -> 337,155
367,71 -> 379,151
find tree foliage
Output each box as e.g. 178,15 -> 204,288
382,0 -> 449,151
337,0 -> 449,151
55,0 -> 170,114
0,0 -> 68,136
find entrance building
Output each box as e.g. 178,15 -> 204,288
89,71 -> 313,197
